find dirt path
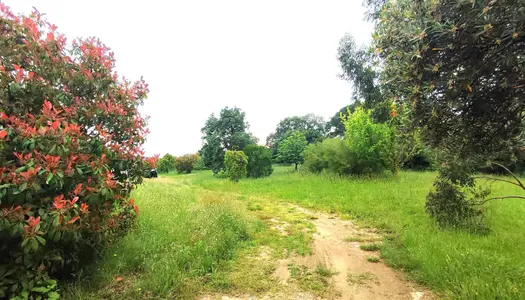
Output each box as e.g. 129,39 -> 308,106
201,202 -> 433,300
278,205 -> 430,300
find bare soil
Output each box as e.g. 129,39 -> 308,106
201,204 -> 434,300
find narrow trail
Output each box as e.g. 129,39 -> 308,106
282,205 -> 431,300
201,200 -> 433,300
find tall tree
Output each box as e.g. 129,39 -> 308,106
266,114 -> 325,157
337,34 -> 388,122
200,107 -> 257,174
277,131 -> 308,171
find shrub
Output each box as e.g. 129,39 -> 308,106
193,156 -> 207,170
303,139 -> 354,175
342,108 -> 391,174
224,151 -> 248,182
175,154 -> 199,174
425,163 -> 483,227
157,154 -> 176,173
0,6 -> 147,298
243,145 -> 273,178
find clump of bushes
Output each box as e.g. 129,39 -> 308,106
157,154 -> 176,173
303,138 -> 353,175
175,154 -> 199,174
0,6 -> 147,299
224,151 -> 248,182
243,145 -> 273,178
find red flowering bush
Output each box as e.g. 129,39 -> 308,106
0,5 -> 148,298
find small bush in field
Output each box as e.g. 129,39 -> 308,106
224,151 -> 248,182
243,144 -> 273,178
157,154 -> 176,173
175,154 -> 199,174
0,6 -> 147,298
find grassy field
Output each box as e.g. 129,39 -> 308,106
64,175 -> 257,299
65,166 -> 525,299
196,166 -> 525,299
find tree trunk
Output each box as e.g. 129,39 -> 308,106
295,163 -> 298,171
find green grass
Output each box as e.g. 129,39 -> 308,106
64,175 -> 254,299
195,166 -> 525,299
367,256 -> 380,263
360,243 -> 381,251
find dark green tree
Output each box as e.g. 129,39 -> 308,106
266,114 -> 325,157
277,131 -> 308,171
243,145 -> 273,178
374,0 -> 525,225
200,107 -> 257,174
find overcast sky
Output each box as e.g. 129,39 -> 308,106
4,0 -> 373,156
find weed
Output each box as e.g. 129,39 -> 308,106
347,272 -> 376,285
344,236 -> 363,242
360,243 -> 381,251
367,256 -> 380,263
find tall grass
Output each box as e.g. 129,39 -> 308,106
65,175 -> 252,299
196,166 -> 525,299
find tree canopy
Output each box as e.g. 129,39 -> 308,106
374,0 -> 525,162
277,131 -> 308,170
200,107 -> 257,174
266,114 -> 325,157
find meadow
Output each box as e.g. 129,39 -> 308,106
65,166 -> 525,299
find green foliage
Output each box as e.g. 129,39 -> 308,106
0,7 -> 145,298
65,176 -> 252,298
326,103 -> 358,138
373,0 -> 525,226
374,0 -> 525,162
157,154 -> 176,173
201,107 -> 257,174
243,145 -> 273,178
197,167 -> 525,298
193,156 -> 207,171
277,131 -> 308,170
337,34 -> 388,122
303,138 -> 354,175
224,151 -> 248,182
175,154 -> 199,174
342,108 -> 391,174
266,114 -> 326,157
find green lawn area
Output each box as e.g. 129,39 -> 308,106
196,166 -> 525,299
65,166 -> 525,299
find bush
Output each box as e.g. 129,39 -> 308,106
224,151 -> 248,182
175,154 -> 199,174
157,154 -> 176,173
243,145 -> 273,178
425,163 -> 484,227
193,156 -> 207,170
0,7 -> 147,298
303,139 -> 354,175
342,108 -> 391,174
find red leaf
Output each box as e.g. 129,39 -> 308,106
0,130 -> 7,139
12,64 -> 21,71
68,216 -> 80,224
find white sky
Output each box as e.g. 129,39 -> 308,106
4,0 -> 373,156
